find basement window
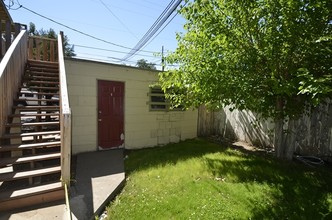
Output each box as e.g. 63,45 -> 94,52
148,87 -> 183,111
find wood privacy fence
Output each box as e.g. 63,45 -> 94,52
198,104 -> 332,160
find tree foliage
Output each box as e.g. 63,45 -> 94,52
28,22 -> 76,57
160,0 -> 332,158
136,59 -> 157,70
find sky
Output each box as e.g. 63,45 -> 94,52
6,0 -> 186,69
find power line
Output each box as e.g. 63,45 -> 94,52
17,4 -> 147,51
141,0 -> 188,52
98,0 -> 138,40
74,44 -> 159,58
121,0 -> 177,60
122,0 -> 183,61
140,10 -> 179,52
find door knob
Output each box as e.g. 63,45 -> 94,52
98,119 -> 102,121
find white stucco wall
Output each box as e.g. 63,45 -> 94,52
65,58 -> 197,154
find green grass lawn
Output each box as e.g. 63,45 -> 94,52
105,139 -> 332,219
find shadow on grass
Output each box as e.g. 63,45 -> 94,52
124,138 -> 332,219
124,138 -> 227,174
205,150 -> 332,219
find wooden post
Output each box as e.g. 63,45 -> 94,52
28,38 -> 33,60
58,32 -> 72,186
162,46 -> 165,72
5,20 -> 11,50
0,21 -> 3,59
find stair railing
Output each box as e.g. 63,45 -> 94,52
28,35 -> 58,62
0,21 -> 26,60
0,29 -> 27,140
58,32 -> 71,187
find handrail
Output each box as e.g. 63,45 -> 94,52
58,31 -> 72,219
58,32 -> 71,188
0,29 -> 27,139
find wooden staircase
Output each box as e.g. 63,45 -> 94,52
0,60 -> 64,211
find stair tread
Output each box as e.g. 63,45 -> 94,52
27,64 -> 58,68
24,75 -> 59,80
0,166 -> 61,182
13,105 -> 59,109
19,91 -> 58,96
26,69 -> 59,74
0,182 -> 63,201
6,121 -> 59,127
25,72 -> 59,77
0,141 -> 61,151
23,80 -> 59,85
9,113 -> 60,117
2,130 -> 60,138
28,59 -> 58,65
15,98 -> 59,102
27,65 -> 58,68
20,86 -> 59,90
0,152 -> 61,167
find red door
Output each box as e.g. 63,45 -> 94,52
98,80 -> 124,149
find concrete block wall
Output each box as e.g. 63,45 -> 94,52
65,58 -> 197,154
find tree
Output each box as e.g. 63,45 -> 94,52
136,59 -> 157,70
160,0 -> 332,159
28,22 -> 76,57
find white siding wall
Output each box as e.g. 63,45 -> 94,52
65,59 -> 197,154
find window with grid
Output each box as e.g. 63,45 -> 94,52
147,87 -> 183,111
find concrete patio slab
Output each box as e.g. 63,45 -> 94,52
0,148 -> 125,220
70,149 -> 125,220
0,200 -> 67,220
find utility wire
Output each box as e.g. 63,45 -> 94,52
141,0 -> 187,52
140,10 -> 179,52
74,44 -> 159,58
122,0 -> 183,61
98,0 -> 138,40
17,4 -> 156,52
121,0 -> 176,60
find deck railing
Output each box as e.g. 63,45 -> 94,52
0,29 -> 27,139
0,21 -> 26,60
26,32 -> 71,184
28,35 -> 58,62
58,32 -> 71,187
